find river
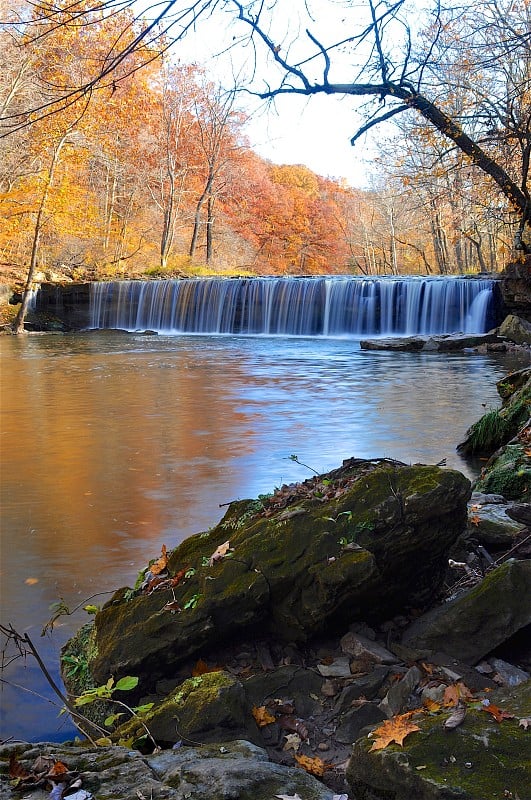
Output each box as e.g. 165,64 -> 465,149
0,331 -> 527,742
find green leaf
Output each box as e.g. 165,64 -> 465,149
183,593 -> 201,610
133,702 -> 154,715
74,693 -> 98,706
115,675 -> 139,692
104,712 -> 124,726
84,604 -> 100,615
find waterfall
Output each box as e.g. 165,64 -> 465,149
89,276 -> 496,336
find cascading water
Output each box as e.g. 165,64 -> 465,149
89,276 -> 496,336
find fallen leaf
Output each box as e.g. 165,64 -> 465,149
150,544 -> 168,576
444,700 -> 467,729
481,702 -> 514,723
423,698 -> 442,713
252,705 -> 276,727
275,795 -> 303,800
518,717 -> 531,730
209,540 -> 232,566
277,715 -> 309,740
469,514 -> 481,525
8,753 -> 32,782
25,577 -> 39,585
192,658 -> 222,676
443,682 -> 474,707
369,713 -> 421,751
46,760 -> 68,778
283,733 -> 302,752
294,753 -> 330,777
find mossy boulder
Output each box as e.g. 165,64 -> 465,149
63,458 -> 471,697
474,443 -> 531,501
457,367 -> 530,456
401,559 -> 531,664
113,671 -> 258,747
498,314 -> 531,345
347,681 -> 531,800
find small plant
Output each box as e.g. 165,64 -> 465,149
183,593 -> 202,610
62,653 -> 89,679
73,675 -> 156,747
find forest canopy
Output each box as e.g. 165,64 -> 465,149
0,0 -> 529,295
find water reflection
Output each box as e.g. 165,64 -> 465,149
0,332 -> 527,741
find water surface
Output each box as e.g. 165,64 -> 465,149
0,332 -> 526,741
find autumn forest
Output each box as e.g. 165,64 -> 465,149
1,0 -> 529,287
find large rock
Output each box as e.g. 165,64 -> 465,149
498,313 -> 531,345
457,367 -> 530,456
0,739 -> 337,800
64,458 -> 471,698
347,681 -> 531,800
401,559 -> 531,664
466,496 -> 526,546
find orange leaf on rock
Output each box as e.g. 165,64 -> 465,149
252,705 -> 276,727
369,713 -> 421,751
443,682 -> 474,707
192,658 -> 223,676
482,703 -> 514,723
150,544 -> 168,576
294,753 -> 329,777
46,760 -> 68,778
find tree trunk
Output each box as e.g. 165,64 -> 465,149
13,133 -> 68,334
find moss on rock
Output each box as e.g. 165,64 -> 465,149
64,459 -> 470,700
347,683 -> 531,800
113,671 -> 257,747
474,443 -> 530,501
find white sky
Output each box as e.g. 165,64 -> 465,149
158,0 -> 400,188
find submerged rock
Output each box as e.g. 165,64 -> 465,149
360,333 -> 505,352
65,458 -> 470,696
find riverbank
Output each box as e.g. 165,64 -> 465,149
2,367 -> 529,799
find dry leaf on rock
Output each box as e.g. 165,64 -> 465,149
209,540 -> 232,566
294,753 -> 330,777
8,753 -> 32,783
278,715 -> 309,740
443,682 -> 474,707
192,658 -> 222,676
369,713 -> 421,751
444,700 -> 467,729
283,733 -> 302,752
252,705 -> 276,727
150,544 -> 168,576
423,698 -> 442,713
481,701 -> 514,723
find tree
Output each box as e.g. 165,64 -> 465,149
5,0 -> 527,252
